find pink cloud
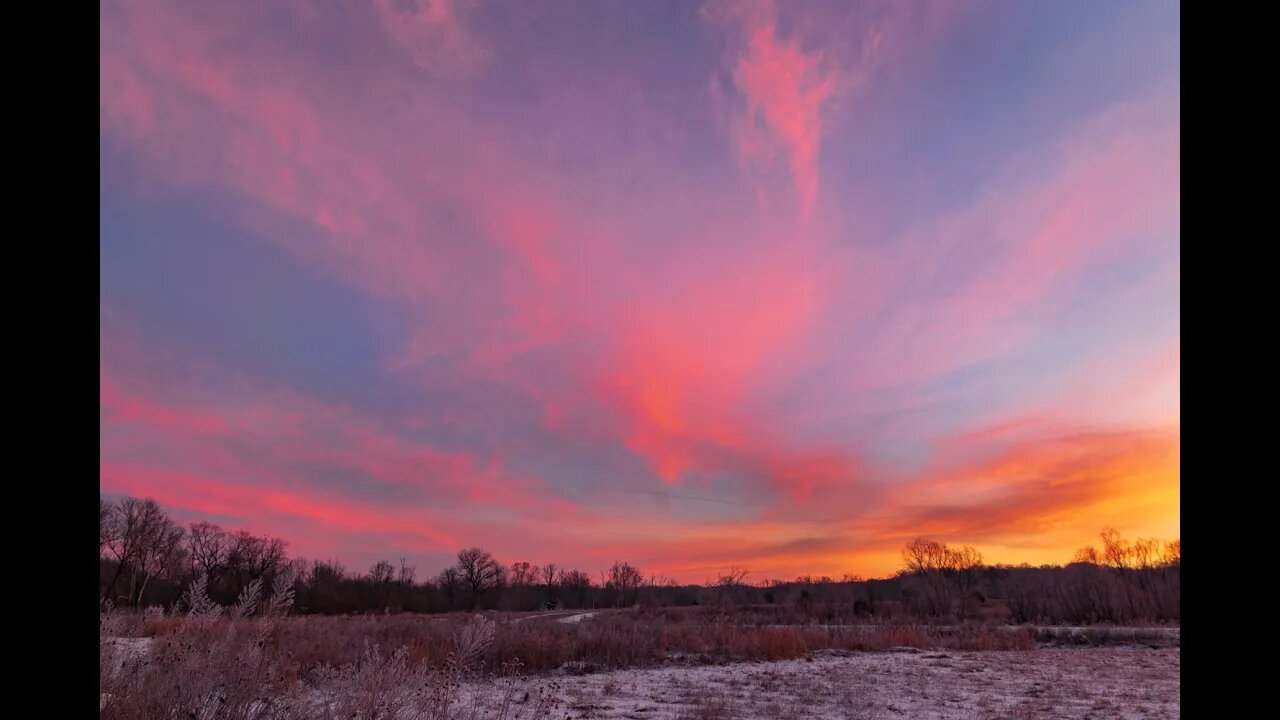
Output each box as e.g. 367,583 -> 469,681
821,88 -> 1181,396
703,0 -> 955,220
375,0 -> 489,76
579,423 -> 1179,580
706,0 -> 836,219
100,319 -> 584,562
100,1 -> 1179,582
99,2 -> 854,501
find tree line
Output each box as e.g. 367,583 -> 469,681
101,495 -> 1179,623
100,495 -> 673,613
889,534 -> 1180,622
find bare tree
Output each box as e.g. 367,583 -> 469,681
715,566 -> 750,587
456,547 -> 502,608
187,521 -> 228,584
509,561 -> 538,587
311,559 -> 346,586
946,544 -> 984,613
946,545 -> 984,571
397,558 -> 416,586
368,560 -> 396,608
437,567 -> 461,609
603,561 -> 644,607
102,497 -> 169,604
1100,527 -> 1129,569
369,560 -> 396,585
133,518 -> 185,606
1130,538 -> 1160,570
539,563 -> 559,605
558,568 -> 592,607
288,557 -> 311,585
1072,546 -> 1101,565
900,538 -> 969,616
225,531 -> 289,596
100,497 -> 118,553
902,538 -> 949,574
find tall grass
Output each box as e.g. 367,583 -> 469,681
111,579 -> 1163,718
100,573 -> 558,720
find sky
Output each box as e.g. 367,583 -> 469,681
100,0 -> 1179,583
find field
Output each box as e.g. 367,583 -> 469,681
463,646 -> 1180,719
100,604 -> 1179,719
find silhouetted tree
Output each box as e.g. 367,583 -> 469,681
456,547 -> 501,609
397,558 -> 416,587
133,518 -> 185,606
369,560 -> 395,585
100,497 -> 118,553
96,495 -> 1179,624
508,561 -> 536,587
1072,546 -> 1101,565
716,567 -> 750,587
559,569 -> 592,607
1100,527 -> 1129,568
437,567 -> 461,610
102,497 -> 170,605
603,561 -> 644,607
187,522 -> 228,586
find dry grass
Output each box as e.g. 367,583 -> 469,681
102,606 -> 1078,680
102,584 -> 1172,718
101,591 -> 557,719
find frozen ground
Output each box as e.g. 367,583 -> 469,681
463,648 -> 1180,719
560,611 -> 600,624
101,627 -> 1179,719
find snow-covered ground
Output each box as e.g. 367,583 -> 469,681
101,628 -> 1179,718
99,636 -> 152,675
462,647 -> 1181,719
559,611 -> 599,624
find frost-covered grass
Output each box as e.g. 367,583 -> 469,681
100,574 -> 553,720
101,589 -> 1178,719
103,607 -> 1046,675
459,647 -> 1181,719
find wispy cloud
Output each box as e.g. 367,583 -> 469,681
706,0 -> 837,219
101,0 -> 1179,581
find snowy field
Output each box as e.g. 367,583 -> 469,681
102,612 -> 1180,719
462,647 -> 1180,719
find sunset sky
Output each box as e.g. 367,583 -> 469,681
100,0 -> 1179,583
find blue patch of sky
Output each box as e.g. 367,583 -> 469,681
100,145 -> 414,415
825,0 -> 1178,244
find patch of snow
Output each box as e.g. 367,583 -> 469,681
459,648 -> 1180,719
559,612 -> 598,624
